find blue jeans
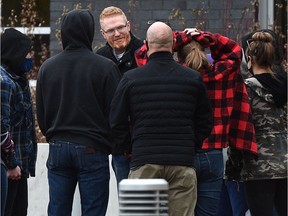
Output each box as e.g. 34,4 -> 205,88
47,140 -> 110,216
112,154 -> 130,185
194,149 -> 224,216
1,164 -> 7,216
216,180 -> 248,216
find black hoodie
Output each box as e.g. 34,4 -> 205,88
241,29 -> 287,107
36,9 -> 121,153
1,28 -> 32,76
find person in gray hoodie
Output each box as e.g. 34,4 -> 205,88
36,9 -> 121,216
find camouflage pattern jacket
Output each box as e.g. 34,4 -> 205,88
241,77 -> 287,181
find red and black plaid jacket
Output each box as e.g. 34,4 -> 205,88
135,31 -> 257,155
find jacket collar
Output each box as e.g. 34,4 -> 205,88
148,51 -> 174,61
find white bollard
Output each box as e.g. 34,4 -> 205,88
119,179 -> 169,216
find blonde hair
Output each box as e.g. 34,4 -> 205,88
99,6 -> 127,25
177,41 -> 210,71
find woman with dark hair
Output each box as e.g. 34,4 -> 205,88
238,31 -> 287,216
241,29 -> 287,99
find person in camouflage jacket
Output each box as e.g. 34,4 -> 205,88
239,31 -> 287,216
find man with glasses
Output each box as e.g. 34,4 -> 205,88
97,6 -> 199,186
96,6 -> 144,185
97,6 -> 143,75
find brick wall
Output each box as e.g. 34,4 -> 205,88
50,0 -> 255,56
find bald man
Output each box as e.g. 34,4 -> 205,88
145,21 -> 174,54
110,22 -> 213,216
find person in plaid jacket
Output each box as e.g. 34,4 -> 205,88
1,28 -> 37,216
135,29 -> 257,216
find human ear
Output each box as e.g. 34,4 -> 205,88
100,28 -> 109,40
145,40 -> 149,51
126,21 -> 131,31
247,56 -> 252,69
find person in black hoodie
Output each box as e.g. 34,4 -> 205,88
1,28 -> 37,216
36,9 -> 121,216
110,21 -> 213,216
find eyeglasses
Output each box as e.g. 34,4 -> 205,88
246,39 -> 253,50
102,23 -> 128,36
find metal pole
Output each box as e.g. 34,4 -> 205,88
259,0 -> 274,29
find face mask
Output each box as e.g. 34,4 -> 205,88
22,58 -> 33,73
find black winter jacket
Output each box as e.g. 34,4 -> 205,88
96,32 -> 143,155
110,52 -> 213,168
36,10 -> 121,153
96,33 -> 143,75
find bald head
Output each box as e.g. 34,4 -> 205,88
146,21 -> 174,56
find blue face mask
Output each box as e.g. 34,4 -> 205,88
22,58 -> 33,73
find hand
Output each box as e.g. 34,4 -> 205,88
7,166 -> 21,180
225,159 -> 241,180
124,151 -> 132,160
184,28 -> 200,36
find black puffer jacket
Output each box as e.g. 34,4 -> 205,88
110,52 -> 213,168
96,32 -> 143,155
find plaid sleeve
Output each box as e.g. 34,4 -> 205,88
1,132 -> 14,152
173,31 -> 193,51
1,75 -> 13,134
135,43 -> 148,67
196,32 -> 242,79
197,32 -> 257,155
1,132 -> 18,169
210,33 -> 242,62
1,75 -> 20,168
228,75 -> 258,155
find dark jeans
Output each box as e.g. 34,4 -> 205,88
216,180 -> 249,216
47,140 -> 110,216
245,179 -> 287,216
112,154 -> 130,185
1,164 -> 7,216
4,177 -> 28,216
194,149 -> 224,216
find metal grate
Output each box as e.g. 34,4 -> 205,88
119,179 -> 169,216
